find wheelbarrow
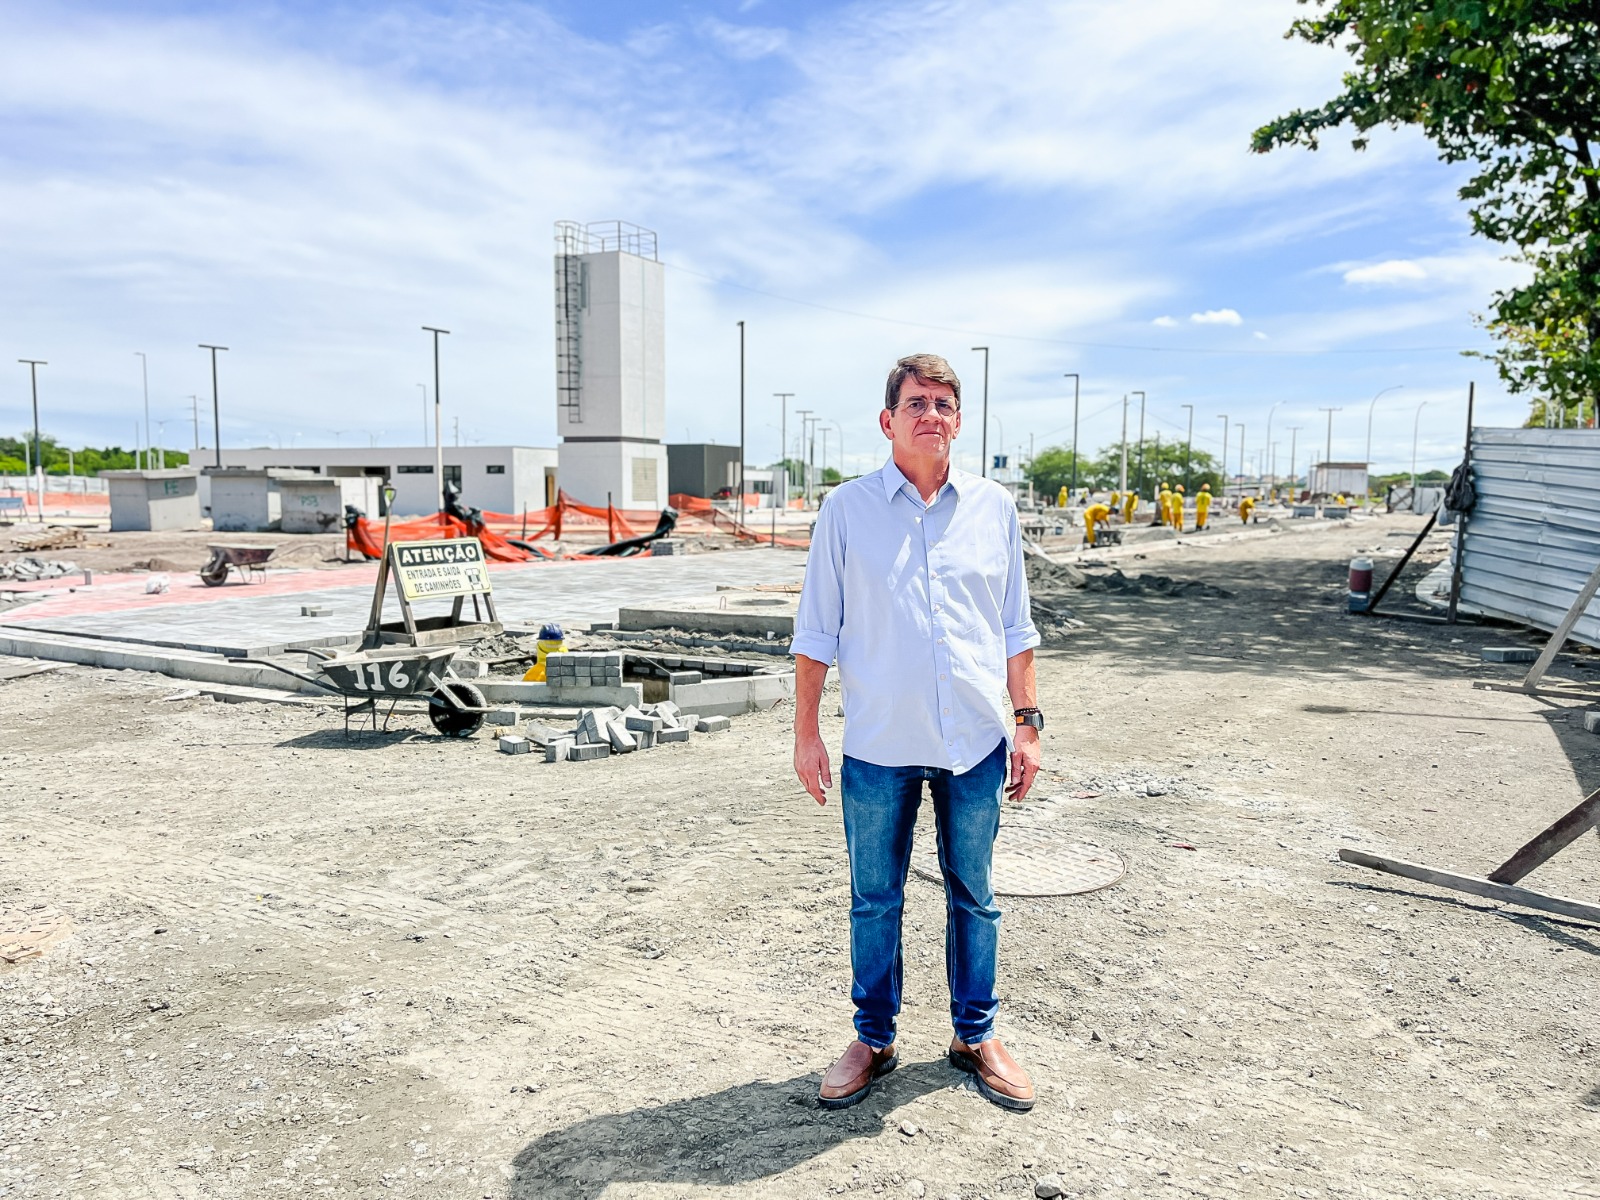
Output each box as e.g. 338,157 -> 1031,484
232,645 -> 488,737
200,544 -> 277,586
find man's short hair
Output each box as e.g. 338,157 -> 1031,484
885,353 -> 962,410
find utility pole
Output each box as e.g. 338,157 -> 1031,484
1287,427 -> 1300,497
1264,401 -> 1281,498
1318,406 -> 1342,496
773,393 -> 793,546
737,321 -> 746,516
1237,422 -> 1245,493
971,347 -> 990,477
1365,385 -> 1403,479
1064,373 -> 1081,494
422,327 -> 449,508
1181,404 -> 1194,493
198,345 -> 228,469
1411,401 -> 1429,489
19,360 -> 46,518
188,395 -> 200,454
1132,391 -> 1146,495
418,383 -> 428,444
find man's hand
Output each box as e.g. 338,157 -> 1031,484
794,728 -> 834,806
1006,726 -> 1041,802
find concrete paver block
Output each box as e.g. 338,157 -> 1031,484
666,671 -> 702,689
1585,711 -> 1600,734
606,721 -> 639,752
636,728 -> 657,749
300,605 -> 329,617
1481,646 -> 1538,663
657,727 -> 690,744
545,737 -> 575,762
568,742 -> 610,762
696,715 -> 732,733
487,708 -> 520,726
498,734 -> 532,755
625,714 -> 663,733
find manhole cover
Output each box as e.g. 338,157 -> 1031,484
0,906 -> 74,964
912,827 -> 1125,897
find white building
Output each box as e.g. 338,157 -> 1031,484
208,445 -> 558,518
554,221 -> 668,509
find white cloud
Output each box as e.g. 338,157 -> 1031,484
1152,316 -> 1178,328
1338,253 -> 1530,292
1191,309 -> 1244,326
1344,259 -> 1430,286
1253,331 -> 1269,340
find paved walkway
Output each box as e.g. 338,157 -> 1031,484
0,549 -> 810,656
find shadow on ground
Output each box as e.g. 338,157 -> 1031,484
509,1061 -> 951,1199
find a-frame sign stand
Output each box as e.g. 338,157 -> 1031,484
363,536 -> 502,650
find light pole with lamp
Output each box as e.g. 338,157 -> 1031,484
773,393 -> 793,545
1180,403 -> 1194,493
1286,427 -> 1300,498
737,320 -> 746,514
1237,422 -> 1245,495
1064,373 -> 1081,495
829,420 -> 845,483
1264,400 -> 1281,498
1131,390 -> 1146,496
971,346 -> 990,477
1366,385 -> 1404,495
1411,401 -> 1429,489
188,395 -> 200,454
422,327 -> 449,509
198,345 -> 228,469
19,359 -> 46,518
417,384 -> 428,444
819,426 -> 831,491
795,409 -> 813,506
135,351 -> 150,471
1217,414 -> 1229,499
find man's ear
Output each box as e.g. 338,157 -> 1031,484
879,408 -> 894,439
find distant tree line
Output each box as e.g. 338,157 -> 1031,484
1024,440 -> 1226,496
0,434 -> 190,477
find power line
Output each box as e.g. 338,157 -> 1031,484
661,259 -> 1485,358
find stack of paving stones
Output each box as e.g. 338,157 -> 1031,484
509,701 -> 730,763
544,651 -> 625,688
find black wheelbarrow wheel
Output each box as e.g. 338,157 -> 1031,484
199,560 -> 229,586
428,680 -> 486,738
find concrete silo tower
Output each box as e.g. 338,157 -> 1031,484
553,220 -> 668,509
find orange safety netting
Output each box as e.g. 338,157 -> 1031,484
668,494 -> 810,549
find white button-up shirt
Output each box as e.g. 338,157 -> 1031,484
790,456 -> 1039,773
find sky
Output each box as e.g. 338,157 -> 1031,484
1,0 -> 1533,480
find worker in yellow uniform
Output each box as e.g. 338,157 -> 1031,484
1156,482 -> 1171,526
1195,482 -> 1213,531
1171,483 -> 1185,532
1109,489 -> 1121,514
1084,501 -> 1112,547
1240,494 -> 1256,524
1121,488 -> 1138,525
1057,485 -> 1069,508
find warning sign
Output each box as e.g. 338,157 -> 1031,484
391,539 -> 492,601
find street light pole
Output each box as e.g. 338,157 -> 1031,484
971,347 -> 990,477
1237,422 -> 1245,492
19,360 -> 46,518
1132,391 -> 1146,495
795,409 -> 813,506
773,392 -> 793,545
422,327 -> 449,509
1119,395 -> 1129,493
1366,385 -> 1404,484
1217,415 -> 1229,498
1264,400 -> 1281,497
1411,401 -> 1429,489
829,420 -> 845,483
188,395 -> 200,454
737,320 -> 746,515
417,383 -> 428,444
1287,427 -> 1300,497
198,345 -> 228,469
1181,404 -> 1194,493
135,351 -> 150,471
1063,373 -> 1081,494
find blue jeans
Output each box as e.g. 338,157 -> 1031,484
839,738 -> 1006,1050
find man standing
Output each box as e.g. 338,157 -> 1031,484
791,353 -> 1043,1113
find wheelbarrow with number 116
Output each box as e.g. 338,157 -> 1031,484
231,645 -> 487,737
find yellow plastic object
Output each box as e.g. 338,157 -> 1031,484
524,637 -> 566,682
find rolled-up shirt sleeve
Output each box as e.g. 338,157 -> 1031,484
790,498 -> 846,665
1001,505 -> 1041,658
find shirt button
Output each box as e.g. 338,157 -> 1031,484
937,637 -> 944,644
943,708 -> 951,715
939,673 -> 946,680
933,604 -> 941,612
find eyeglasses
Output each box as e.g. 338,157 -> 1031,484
892,397 -> 959,418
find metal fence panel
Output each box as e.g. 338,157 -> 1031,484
1459,427 -> 1600,645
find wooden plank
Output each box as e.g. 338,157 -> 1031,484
1470,679 -> 1600,701
1487,788 -> 1600,883
1338,848 -> 1600,924
1521,558 -> 1600,690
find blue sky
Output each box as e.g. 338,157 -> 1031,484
1,0 -> 1530,478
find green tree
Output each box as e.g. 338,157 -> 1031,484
1252,1 -> 1600,417
1,435 -> 189,474
1023,447 -> 1088,497
1079,440 -> 1223,494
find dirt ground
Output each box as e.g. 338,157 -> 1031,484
2,514 -> 1597,1200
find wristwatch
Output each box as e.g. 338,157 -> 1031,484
1014,707 -> 1044,731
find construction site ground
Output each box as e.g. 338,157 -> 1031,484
2,513 -> 1597,1200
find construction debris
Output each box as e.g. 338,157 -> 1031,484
8,527 -> 86,553
0,557 -> 79,582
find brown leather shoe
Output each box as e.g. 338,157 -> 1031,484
948,1036 -> 1035,1111
818,1039 -> 898,1110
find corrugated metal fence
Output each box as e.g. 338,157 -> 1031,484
1458,427 -> 1600,646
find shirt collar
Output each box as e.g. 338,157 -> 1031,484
882,455 -> 968,505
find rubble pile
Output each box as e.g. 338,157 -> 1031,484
0,558 -> 79,583
1079,569 -> 1232,599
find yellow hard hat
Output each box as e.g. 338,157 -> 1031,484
1176,484 -> 1185,492
1201,483 -> 1211,491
